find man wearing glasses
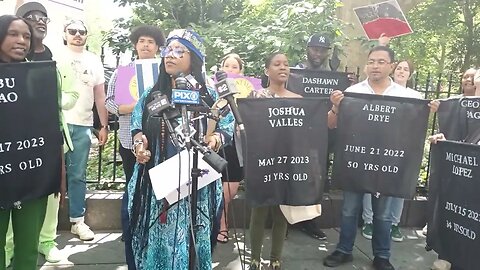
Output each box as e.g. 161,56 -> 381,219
15,1 -> 51,61
56,19 -> 108,242
323,46 -> 439,270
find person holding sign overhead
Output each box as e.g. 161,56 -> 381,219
216,53 -> 245,244
0,14 -> 57,270
105,24 -> 165,270
247,52 -> 301,270
323,46 -> 439,270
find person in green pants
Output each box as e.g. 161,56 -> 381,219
4,2 -> 77,267
0,14 -> 58,270
247,52 -> 302,270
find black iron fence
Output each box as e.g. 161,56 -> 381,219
90,52 -> 464,195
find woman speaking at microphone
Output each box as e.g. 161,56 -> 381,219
248,52 -> 302,270
128,29 -> 234,270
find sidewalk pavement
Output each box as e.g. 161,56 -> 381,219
34,227 -> 437,270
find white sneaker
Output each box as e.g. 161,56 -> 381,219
5,247 -> 13,268
431,259 -> 451,270
39,241 -> 63,263
71,222 -> 95,241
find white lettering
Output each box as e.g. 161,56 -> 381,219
0,78 -> 15,89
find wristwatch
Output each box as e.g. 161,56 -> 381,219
100,125 -> 108,130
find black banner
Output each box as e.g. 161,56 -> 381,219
238,98 -> 330,206
438,97 -> 480,143
0,61 -> 62,209
427,140 -> 480,270
287,68 -> 350,98
332,92 -> 430,198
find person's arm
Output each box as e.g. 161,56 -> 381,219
93,58 -> 108,145
327,90 -> 344,129
428,133 -> 446,144
130,89 -> 151,164
105,69 -> 136,115
428,100 -> 440,113
205,87 -> 234,150
93,83 -> 108,145
378,33 -> 391,46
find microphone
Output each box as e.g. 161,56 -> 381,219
163,102 -> 227,173
172,74 -> 200,149
146,91 -> 172,117
172,74 -> 201,105
146,92 -> 183,147
214,71 -> 245,131
145,89 -> 227,172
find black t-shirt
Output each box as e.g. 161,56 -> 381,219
28,45 -> 53,61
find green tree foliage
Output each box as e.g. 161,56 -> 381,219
389,0 -> 479,76
200,0 -> 346,75
107,0 -> 346,75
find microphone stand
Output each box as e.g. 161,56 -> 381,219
161,105 -> 226,270
189,110 -> 200,270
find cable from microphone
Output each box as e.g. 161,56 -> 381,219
214,71 -> 245,131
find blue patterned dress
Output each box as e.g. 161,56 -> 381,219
128,86 -> 234,270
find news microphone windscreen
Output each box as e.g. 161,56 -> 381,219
215,70 -> 228,81
146,94 -> 171,116
175,73 -> 188,89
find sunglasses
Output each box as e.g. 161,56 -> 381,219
25,14 -> 50,24
160,46 -> 190,58
67,29 -> 87,36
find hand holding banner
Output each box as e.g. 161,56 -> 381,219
238,98 -> 330,206
332,92 -> 430,198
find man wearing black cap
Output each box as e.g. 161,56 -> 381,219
298,33 -> 333,71
15,1 -> 52,61
293,33 -> 333,242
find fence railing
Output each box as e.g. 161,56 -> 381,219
90,53 -> 464,195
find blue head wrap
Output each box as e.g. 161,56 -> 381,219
164,29 -> 205,62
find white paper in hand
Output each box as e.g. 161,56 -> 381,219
148,150 -> 222,204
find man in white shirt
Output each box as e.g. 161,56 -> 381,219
56,20 -> 108,241
323,46 -> 437,270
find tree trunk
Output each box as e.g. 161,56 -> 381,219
461,0 -> 475,72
